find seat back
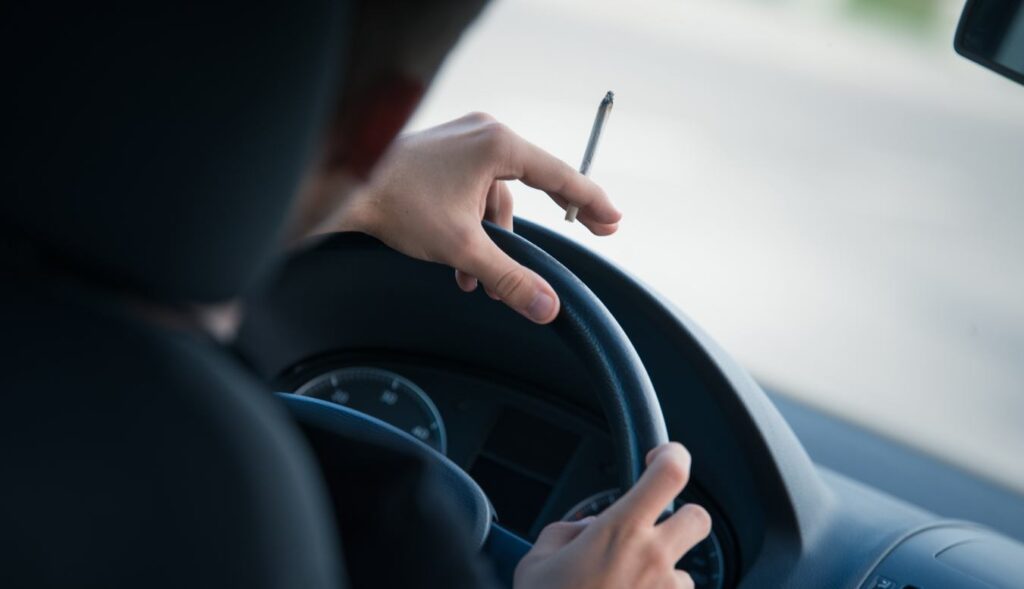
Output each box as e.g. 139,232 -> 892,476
0,279 -> 347,587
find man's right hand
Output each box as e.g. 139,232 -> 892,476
513,443 -> 712,589
294,113 -> 621,325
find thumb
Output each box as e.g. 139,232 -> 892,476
459,232 -> 560,324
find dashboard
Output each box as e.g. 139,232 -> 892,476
277,354 -> 737,589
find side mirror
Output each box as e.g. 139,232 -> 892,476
955,0 -> 1024,86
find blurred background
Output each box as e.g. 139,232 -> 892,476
407,0 -> 1024,494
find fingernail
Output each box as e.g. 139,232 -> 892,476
526,292 -> 556,323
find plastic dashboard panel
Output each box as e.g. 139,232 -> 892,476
770,392 -> 1024,543
273,355 -> 623,538
271,353 -> 743,587
858,524 -> 1024,588
236,218 -> 1024,588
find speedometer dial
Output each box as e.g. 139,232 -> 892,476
294,366 -> 447,454
562,489 -> 726,589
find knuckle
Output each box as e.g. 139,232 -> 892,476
607,519 -> 644,547
657,454 -> 690,488
475,121 -> 513,158
463,111 -> 496,125
493,266 -> 528,299
668,441 -> 692,465
451,240 -> 490,273
647,547 -> 674,571
539,521 -> 572,536
451,229 -> 480,261
683,504 -> 713,536
562,158 -> 584,184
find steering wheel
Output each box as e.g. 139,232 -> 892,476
274,222 -> 669,581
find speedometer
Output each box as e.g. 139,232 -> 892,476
562,489 -> 726,589
294,366 -> 447,454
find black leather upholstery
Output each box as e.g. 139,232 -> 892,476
0,280 -> 346,588
0,3 -> 353,586
1,3 -> 345,303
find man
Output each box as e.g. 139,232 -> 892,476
1,2 -> 710,587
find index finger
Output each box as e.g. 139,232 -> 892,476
494,131 -> 622,228
603,442 -> 691,526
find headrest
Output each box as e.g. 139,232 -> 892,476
1,3 -> 349,303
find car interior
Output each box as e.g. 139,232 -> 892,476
3,1 -> 1022,588
236,216 -> 1024,589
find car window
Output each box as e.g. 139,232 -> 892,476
409,0 -> 1024,494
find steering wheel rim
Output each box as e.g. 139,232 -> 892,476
481,221 -> 669,488
262,221 -> 669,557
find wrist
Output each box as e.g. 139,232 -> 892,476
287,169 -> 382,246
334,185 -> 382,237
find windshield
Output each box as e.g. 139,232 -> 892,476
409,0 -> 1024,494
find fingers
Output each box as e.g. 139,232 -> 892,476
549,193 -> 620,236
673,570 -> 695,589
490,128 -> 622,232
485,180 -> 514,230
532,517 -> 595,553
454,269 -> 478,292
455,181 -> 510,297
457,231 -> 560,324
605,443 -> 691,525
646,443 -> 676,466
657,503 -> 712,557
465,180 -> 514,300
450,119 -> 620,317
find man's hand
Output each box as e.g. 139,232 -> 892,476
311,112 -> 622,324
514,443 -> 712,589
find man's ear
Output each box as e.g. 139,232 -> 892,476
325,75 -> 425,179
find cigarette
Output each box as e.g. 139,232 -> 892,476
565,91 -> 614,223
